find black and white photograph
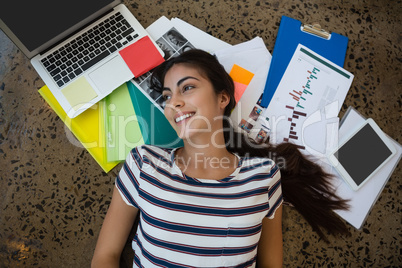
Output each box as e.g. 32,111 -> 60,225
163,28 -> 188,50
156,39 -> 175,60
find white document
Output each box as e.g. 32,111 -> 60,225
171,18 -> 231,52
214,37 -> 272,139
146,16 -> 231,56
263,44 -> 354,160
329,107 -> 402,229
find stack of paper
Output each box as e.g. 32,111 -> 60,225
330,107 -> 402,229
214,37 -> 272,144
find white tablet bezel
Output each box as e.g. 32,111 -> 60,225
328,118 -> 397,191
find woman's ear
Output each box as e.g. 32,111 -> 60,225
219,91 -> 231,110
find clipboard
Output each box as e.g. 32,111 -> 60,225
260,16 -> 349,107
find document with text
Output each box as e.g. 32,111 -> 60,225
263,44 -> 354,161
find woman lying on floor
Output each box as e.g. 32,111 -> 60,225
92,49 -> 349,268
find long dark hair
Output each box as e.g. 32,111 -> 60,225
150,49 -> 350,243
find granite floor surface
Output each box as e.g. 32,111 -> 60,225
0,0 -> 401,267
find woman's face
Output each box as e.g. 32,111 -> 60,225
162,64 -> 229,142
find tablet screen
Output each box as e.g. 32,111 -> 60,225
334,123 -> 393,186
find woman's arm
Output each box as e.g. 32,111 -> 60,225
257,205 -> 283,268
91,187 -> 139,268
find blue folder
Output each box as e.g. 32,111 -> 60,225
260,16 -> 349,107
127,81 -> 184,148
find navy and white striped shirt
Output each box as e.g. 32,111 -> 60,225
116,145 -> 282,268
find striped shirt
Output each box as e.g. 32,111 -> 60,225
116,145 -> 282,268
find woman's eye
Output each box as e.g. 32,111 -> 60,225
162,94 -> 171,101
183,85 -> 194,92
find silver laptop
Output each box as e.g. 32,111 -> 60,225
0,0 -> 163,118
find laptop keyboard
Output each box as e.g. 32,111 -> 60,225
41,12 -> 139,88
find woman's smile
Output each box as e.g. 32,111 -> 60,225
174,112 -> 195,124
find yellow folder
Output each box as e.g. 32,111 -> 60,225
38,85 -> 120,173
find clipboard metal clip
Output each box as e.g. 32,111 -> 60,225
302,23 -> 330,39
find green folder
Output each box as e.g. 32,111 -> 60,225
104,83 -> 144,162
127,81 -> 183,148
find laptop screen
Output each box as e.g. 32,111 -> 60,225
0,0 -> 116,57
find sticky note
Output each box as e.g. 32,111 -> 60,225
119,36 -> 165,77
233,81 -> 248,102
61,76 -> 98,110
229,64 -> 254,85
229,64 -> 255,102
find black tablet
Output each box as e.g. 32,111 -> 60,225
328,119 -> 396,191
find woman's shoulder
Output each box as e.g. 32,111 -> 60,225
239,155 -> 280,178
240,155 -> 277,168
124,145 -> 177,171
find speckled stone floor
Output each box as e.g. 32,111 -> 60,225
1,0 -> 401,267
